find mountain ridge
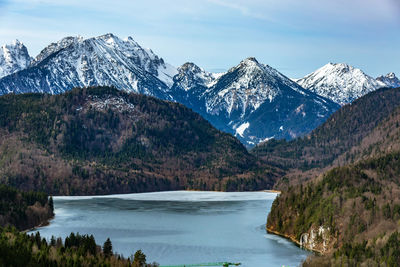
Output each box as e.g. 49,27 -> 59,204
296,62 -> 386,105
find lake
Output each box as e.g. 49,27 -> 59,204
30,191 -> 309,266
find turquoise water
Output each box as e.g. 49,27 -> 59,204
30,191 -> 309,266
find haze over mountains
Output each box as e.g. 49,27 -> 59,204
0,33 -> 397,146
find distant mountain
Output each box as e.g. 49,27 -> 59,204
0,40 -> 31,78
376,72 -> 400,88
296,63 -> 386,105
0,35 -> 339,146
0,87 -> 278,195
0,34 -> 177,97
173,58 -> 339,146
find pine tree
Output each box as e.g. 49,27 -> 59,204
103,238 -> 113,257
48,196 -> 54,215
133,249 -> 146,267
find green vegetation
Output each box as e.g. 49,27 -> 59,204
0,184 -> 53,230
0,87 -> 279,195
0,227 -> 158,267
304,231 -> 400,266
252,87 -> 400,173
267,150 -> 400,265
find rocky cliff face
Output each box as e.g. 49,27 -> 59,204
0,40 -> 32,79
376,72 -> 400,88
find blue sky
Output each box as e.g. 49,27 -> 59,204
0,0 -> 399,78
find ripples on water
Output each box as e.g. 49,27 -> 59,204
31,191 -> 309,267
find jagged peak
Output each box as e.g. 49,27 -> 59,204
1,39 -> 26,50
32,36 -> 83,65
237,57 -> 262,69
96,33 -> 116,39
324,62 -> 354,71
385,72 -> 397,78
178,62 -> 204,74
242,57 -> 259,64
298,62 -> 385,105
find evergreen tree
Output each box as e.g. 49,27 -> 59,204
103,237 -> 113,257
133,249 -> 146,267
49,196 -> 54,215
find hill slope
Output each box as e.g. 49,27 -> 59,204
0,184 -> 53,230
266,88 -> 400,266
267,150 -> 400,266
0,87 -> 278,195
252,87 -> 400,180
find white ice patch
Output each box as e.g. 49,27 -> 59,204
54,191 -> 279,202
235,122 -> 250,137
262,136 -> 274,143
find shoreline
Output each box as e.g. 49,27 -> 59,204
23,214 -> 55,233
52,189 -> 279,199
266,226 -> 322,254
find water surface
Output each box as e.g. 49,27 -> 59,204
31,191 -> 309,266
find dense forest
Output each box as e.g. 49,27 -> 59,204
0,184 -> 53,230
252,87 -> 400,188
0,227 -> 157,267
268,151 -> 400,265
266,87 -> 400,266
0,86 -> 280,195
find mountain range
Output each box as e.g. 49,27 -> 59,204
0,34 -> 397,146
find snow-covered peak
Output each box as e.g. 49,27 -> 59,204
32,36 -> 83,66
205,57 -> 307,117
31,34 -> 177,89
0,39 -> 32,78
173,62 -> 217,91
376,72 -> 400,88
296,63 -> 386,105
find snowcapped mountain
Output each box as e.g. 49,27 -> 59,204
172,58 -> 340,145
0,35 -> 340,146
376,72 -> 400,88
0,40 -> 31,78
0,34 -> 177,97
296,63 -> 386,105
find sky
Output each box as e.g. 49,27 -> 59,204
0,0 -> 399,78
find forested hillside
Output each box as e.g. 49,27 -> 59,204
268,151 -> 400,266
266,87 -> 400,266
0,184 -> 53,230
0,228 -> 157,266
253,87 -> 400,169
252,87 -> 400,188
0,86 -> 279,195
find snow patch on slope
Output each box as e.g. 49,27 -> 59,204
235,122 -> 250,137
